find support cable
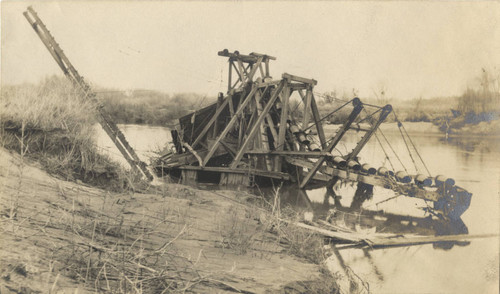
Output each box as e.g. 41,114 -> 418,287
303,99 -> 353,132
378,126 -> 408,173
397,120 -> 419,174
393,112 -> 432,177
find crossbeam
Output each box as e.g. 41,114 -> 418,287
299,98 -> 364,188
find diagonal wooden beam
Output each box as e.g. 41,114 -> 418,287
230,81 -> 284,168
228,94 -> 235,117
232,61 -> 243,83
310,93 -> 327,148
346,104 -> 392,161
265,113 -> 279,147
302,87 -> 313,129
298,89 -> 326,148
247,56 -> 264,82
191,97 -> 230,148
299,98 -> 363,188
202,86 -> 259,166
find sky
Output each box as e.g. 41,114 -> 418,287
1,1 -> 499,100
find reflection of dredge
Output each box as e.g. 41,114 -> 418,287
155,50 -> 472,221
274,186 -> 470,250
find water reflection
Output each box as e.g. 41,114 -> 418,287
95,124 -> 499,293
264,185 -> 470,251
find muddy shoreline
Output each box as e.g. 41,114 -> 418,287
0,147 -> 344,293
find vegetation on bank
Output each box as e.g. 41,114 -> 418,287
0,76 -> 346,293
97,89 -> 213,126
317,69 -> 500,135
0,76 -> 128,190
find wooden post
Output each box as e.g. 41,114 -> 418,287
202,85 -> 259,166
228,60 -> 233,92
302,87 -> 313,130
191,97 -> 230,148
230,81 -> 284,168
275,79 -> 290,171
246,56 -> 264,82
300,98 -> 363,188
213,93 -> 224,138
310,93 -> 327,148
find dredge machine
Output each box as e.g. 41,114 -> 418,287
154,49 -> 472,221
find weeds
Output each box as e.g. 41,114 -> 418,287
0,76 -> 129,190
217,205 -> 260,255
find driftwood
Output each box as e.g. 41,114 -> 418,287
367,233 -> 498,248
292,221 -> 498,249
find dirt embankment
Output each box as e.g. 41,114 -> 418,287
0,148 -> 335,293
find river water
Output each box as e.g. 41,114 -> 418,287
95,123 -> 499,294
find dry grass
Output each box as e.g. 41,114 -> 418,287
1,76 -> 128,190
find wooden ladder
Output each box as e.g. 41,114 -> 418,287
24,7 -> 154,181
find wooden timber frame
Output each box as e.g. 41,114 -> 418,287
155,49 -> 472,221
24,7 -> 154,181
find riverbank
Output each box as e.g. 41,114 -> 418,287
324,121 -> 500,137
0,147 -> 343,293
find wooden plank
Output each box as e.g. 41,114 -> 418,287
282,73 -> 317,85
257,80 -> 282,88
247,56 -> 264,82
202,86 -> 259,166
258,63 -> 265,78
249,51 -> 277,60
237,59 -> 247,83
299,100 -> 363,188
219,50 -> 276,62
347,105 -> 392,160
232,62 -> 243,83
289,84 -> 308,91
177,165 -> 290,180
191,97 -> 230,148
292,222 -> 365,243
182,142 -> 202,165
230,81 -> 284,168
265,113 -> 279,147
310,93 -> 327,148
228,60 -> 233,91
228,94 -> 235,117
302,87 -> 313,129
219,139 -> 237,157
254,90 -> 272,170
245,150 -> 334,157
368,233 -> 498,248
275,82 -> 290,171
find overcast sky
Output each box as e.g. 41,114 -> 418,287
2,1 -> 499,100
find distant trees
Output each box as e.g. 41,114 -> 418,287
458,68 -> 500,117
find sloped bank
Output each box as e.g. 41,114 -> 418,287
0,147 -> 342,293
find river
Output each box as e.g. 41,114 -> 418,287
95,123 -> 499,294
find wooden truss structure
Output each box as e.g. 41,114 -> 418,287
22,6 -> 472,222
156,50 -> 472,221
